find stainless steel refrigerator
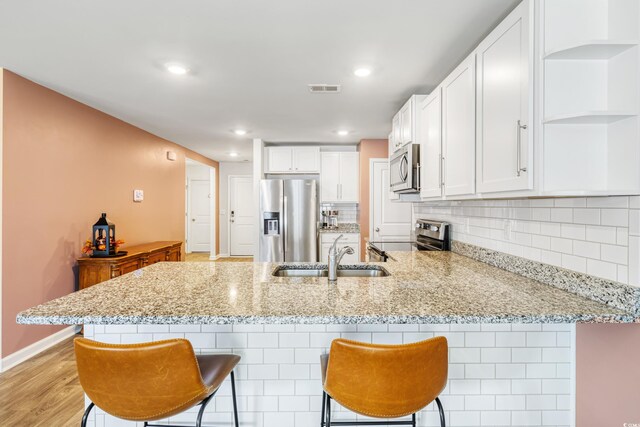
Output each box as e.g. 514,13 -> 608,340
259,179 -> 318,262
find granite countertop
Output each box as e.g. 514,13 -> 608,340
318,223 -> 360,234
17,251 -> 637,325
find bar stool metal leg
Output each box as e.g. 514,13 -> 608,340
412,413 -> 416,427
80,402 -> 95,427
326,395 -> 332,427
231,371 -> 240,427
195,391 -> 216,427
435,397 -> 445,427
321,391 -> 327,427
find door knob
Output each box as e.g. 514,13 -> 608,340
375,227 -> 380,232
192,218 -> 196,222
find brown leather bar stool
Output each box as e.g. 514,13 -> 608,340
74,337 -> 240,427
320,337 -> 448,427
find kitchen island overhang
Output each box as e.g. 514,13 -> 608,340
16,251 -> 640,427
16,251 -> 638,327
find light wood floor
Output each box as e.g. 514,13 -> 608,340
0,336 -> 83,427
185,252 -> 253,262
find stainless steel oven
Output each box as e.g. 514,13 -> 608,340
390,144 -> 420,194
366,219 -> 450,262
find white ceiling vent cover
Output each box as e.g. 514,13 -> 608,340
308,84 -> 341,93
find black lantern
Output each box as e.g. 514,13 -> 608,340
92,213 -> 116,257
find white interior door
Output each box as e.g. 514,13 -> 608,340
188,179 -> 211,252
371,159 -> 412,240
229,176 -> 255,256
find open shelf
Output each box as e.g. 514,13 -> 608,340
545,40 -> 638,60
543,111 -> 637,124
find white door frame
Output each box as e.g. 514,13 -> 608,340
185,159 -> 217,259
369,158 -> 387,240
227,174 -> 252,258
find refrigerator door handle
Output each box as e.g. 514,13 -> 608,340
283,195 -> 288,257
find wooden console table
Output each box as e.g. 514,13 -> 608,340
78,241 -> 182,290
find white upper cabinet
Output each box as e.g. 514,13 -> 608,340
292,146 -> 320,172
265,146 -> 320,173
476,0 -> 533,194
339,152 -> 360,202
418,89 -> 444,199
399,99 -> 413,144
442,52 -> 476,197
320,152 -> 360,203
540,0 -> 640,195
266,146 -> 293,173
391,95 -> 427,152
391,113 -> 402,152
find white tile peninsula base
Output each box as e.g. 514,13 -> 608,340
84,323 -> 575,427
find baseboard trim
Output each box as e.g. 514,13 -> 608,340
1,325 -> 80,372
212,253 -> 229,260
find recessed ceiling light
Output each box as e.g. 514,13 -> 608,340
354,68 -> 372,77
229,152 -> 239,157
233,129 -> 247,136
165,63 -> 189,75
337,130 -> 349,136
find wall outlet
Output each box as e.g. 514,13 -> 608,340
133,189 -> 144,202
220,209 -> 227,216
504,220 -> 514,241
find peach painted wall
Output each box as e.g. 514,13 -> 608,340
576,324 -> 640,425
358,139 -> 388,260
1,70 -> 219,357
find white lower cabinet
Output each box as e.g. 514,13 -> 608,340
319,233 -> 360,264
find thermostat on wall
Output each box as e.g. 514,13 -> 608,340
133,189 -> 144,202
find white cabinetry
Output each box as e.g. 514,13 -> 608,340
476,0 -> 533,194
442,53 -> 476,197
540,0 -> 640,194
391,113 -> 402,152
319,233 -> 360,264
265,146 -> 320,173
418,89 -> 443,199
388,132 -> 400,201
409,0 -> 640,200
391,95 -> 426,152
320,152 -> 359,203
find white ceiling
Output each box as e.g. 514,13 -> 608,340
0,0 -> 519,162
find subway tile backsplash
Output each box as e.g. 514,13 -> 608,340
414,196 -> 640,287
320,203 -> 359,223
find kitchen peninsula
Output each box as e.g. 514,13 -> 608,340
17,248 -> 639,426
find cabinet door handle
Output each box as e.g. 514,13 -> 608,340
517,120 -> 527,177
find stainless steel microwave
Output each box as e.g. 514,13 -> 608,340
390,144 -> 420,193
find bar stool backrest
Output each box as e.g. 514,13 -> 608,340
74,338 -> 211,421
324,337 -> 448,418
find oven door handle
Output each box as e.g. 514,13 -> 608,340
415,241 -> 442,251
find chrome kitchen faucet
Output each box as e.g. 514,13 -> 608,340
328,234 -> 354,281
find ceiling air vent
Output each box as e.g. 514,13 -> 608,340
308,84 -> 341,93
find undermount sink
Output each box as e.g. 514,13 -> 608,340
272,265 -> 390,278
